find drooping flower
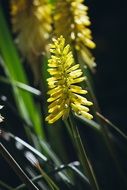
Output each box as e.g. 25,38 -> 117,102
54,0 -> 96,70
46,36 -> 93,124
0,105 -> 4,123
10,0 -> 52,81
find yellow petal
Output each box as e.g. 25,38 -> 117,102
46,110 -> 64,124
47,68 -> 59,75
64,52 -> 73,68
70,77 -> 86,84
47,93 -> 62,102
80,111 -> 93,120
48,97 -> 63,109
75,103 -> 89,112
67,64 -> 80,73
71,93 -> 93,106
47,86 -> 61,95
85,38 -> 96,49
70,87 -> 87,94
63,44 -> 70,55
69,69 -> 83,78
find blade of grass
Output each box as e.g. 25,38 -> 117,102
14,134 -> 48,162
0,5 -> 44,139
15,161 -> 90,190
0,143 -> 40,190
0,75 -> 41,96
73,113 -> 101,132
1,129 -> 74,187
37,164 -> 60,190
1,129 -> 48,162
73,112 -> 127,142
39,139 -> 74,186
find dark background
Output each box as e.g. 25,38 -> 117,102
87,0 -> 127,131
0,0 -> 127,189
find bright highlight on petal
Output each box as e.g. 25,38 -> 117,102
46,36 -> 93,124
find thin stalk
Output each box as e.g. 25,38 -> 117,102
0,143 -> 39,190
37,164 -> 60,190
64,116 -> 100,190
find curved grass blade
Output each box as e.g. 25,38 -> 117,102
15,161 -> 90,190
0,130 -> 48,162
39,139 -> 74,186
0,76 -> 41,96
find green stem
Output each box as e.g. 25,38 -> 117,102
64,116 -> 100,190
37,164 -> 60,190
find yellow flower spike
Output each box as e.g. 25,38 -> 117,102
54,0 -> 96,71
10,0 -> 52,82
0,105 -> 4,123
46,36 -> 93,124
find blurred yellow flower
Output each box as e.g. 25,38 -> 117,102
10,0 -> 52,81
11,0 -> 52,56
54,0 -> 96,70
46,36 -> 93,124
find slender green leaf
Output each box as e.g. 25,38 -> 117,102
0,6 -> 44,139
